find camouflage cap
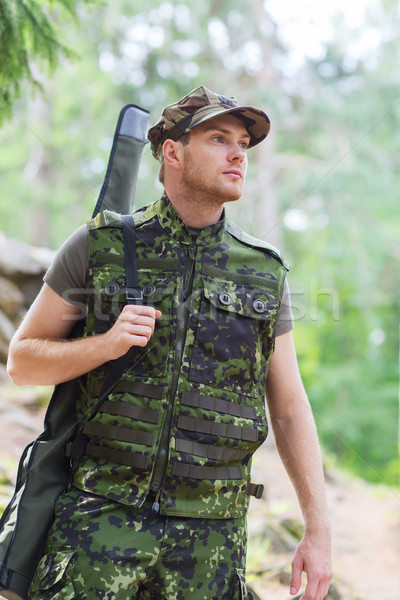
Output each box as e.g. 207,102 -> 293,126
147,85 -> 270,161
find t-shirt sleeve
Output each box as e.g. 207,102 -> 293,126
275,277 -> 294,337
43,225 -> 89,307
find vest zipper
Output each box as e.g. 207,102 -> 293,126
150,242 -> 197,511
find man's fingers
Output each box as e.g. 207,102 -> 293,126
289,557 -> 302,596
122,334 -> 150,347
313,571 -> 332,600
123,324 -> 153,339
118,309 -> 161,332
103,304 -> 163,359
301,577 -> 318,600
119,314 -> 157,328
299,570 -> 331,600
120,304 -> 162,320
313,579 -> 330,600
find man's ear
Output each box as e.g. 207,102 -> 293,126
163,139 -> 183,171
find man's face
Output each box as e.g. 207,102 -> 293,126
179,114 -> 250,204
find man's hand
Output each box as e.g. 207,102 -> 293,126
7,284 -> 163,385
104,304 -> 162,359
289,530 -> 332,600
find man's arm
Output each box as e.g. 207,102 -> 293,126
266,330 -> 332,600
7,283 -> 161,386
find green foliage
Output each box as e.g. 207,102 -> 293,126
299,351 -> 399,484
0,0 -> 98,124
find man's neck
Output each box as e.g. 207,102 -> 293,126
165,188 -> 224,228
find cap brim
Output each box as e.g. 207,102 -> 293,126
188,105 -> 271,148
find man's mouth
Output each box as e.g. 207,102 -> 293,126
223,169 -> 242,179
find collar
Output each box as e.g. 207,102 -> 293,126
156,193 -> 226,246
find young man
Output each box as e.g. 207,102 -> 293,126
7,86 -> 331,600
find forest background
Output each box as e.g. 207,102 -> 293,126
1,0 -> 399,494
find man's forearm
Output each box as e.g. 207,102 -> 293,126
7,334 -> 111,386
270,397 -> 330,533
7,302 -> 162,387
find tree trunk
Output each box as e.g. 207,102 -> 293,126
254,127 -> 282,249
251,0 -> 282,249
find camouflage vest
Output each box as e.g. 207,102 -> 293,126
72,194 -> 288,519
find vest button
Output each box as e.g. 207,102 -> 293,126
105,282 -> 119,296
253,299 -> 266,313
219,292 -> 232,305
143,284 -> 156,297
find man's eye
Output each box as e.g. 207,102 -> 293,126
240,142 -> 249,149
213,136 -> 224,143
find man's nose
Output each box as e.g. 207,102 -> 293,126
228,142 -> 246,162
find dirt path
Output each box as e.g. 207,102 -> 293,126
249,442 -> 400,600
1,385 -> 400,600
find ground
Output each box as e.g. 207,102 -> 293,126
248,441 -> 400,600
0,383 -> 399,600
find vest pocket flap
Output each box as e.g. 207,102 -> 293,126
202,277 -> 278,320
92,265 -> 126,299
137,272 -> 176,303
30,548 -> 76,594
100,271 -> 175,304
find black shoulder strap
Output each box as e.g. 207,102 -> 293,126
121,214 -> 143,303
68,216 -> 141,461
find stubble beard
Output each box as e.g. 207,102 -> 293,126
181,147 -> 242,210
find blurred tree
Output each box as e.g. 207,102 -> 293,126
277,4 -> 400,484
0,0 -> 98,124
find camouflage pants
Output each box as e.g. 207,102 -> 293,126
29,487 -> 249,600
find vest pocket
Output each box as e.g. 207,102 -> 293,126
189,277 -> 278,397
29,548 -> 76,599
